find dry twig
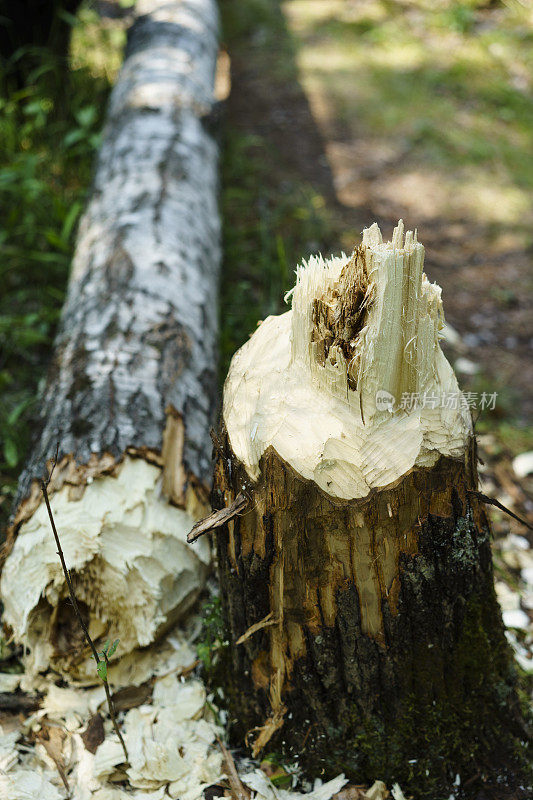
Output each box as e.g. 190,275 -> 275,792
468,489 -> 533,532
216,735 -> 250,800
187,492 -> 248,543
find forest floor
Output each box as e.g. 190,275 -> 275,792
221,0 -> 533,426
0,1 -> 531,798
220,0 -> 533,678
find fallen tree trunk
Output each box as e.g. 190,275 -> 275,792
210,223 -> 529,798
0,0 -> 220,682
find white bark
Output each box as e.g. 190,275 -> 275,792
1,0 -> 220,680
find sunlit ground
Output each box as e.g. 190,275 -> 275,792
285,0 -> 533,232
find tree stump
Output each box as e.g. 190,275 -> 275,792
0,0 -> 220,683
211,223 -> 529,797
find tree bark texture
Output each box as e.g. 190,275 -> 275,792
214,439 -> 529,798
6,0 -> 220,537
0,0 -> 220,682
209,224 -> 530,799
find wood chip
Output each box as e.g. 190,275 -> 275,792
364,781 -> 389,800
236,612 -> 278,645
187,493 -> 248,543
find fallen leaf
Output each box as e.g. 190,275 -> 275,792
333,786 -> 368,800
35,721 -> 69,795
364,781 -> 389,800
81,713 -> 105,754
112,682 -> 153,712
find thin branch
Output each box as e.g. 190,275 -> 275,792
216,735 -> 250,800
44,442 -> 60,488
40,475 -> 129,763
468,489 -> 533,532
236,612 -> 278,646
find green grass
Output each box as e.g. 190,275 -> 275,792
288,0 -> 533,231
0,5 -> 125,527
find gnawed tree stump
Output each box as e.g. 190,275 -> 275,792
0,0 -> 220,683
210,223 -> 529,797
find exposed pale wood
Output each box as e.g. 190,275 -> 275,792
161,407 -> 187,507
211,224 -> 529,797
0,0 -> 220,682
235,611 -> 277,646
224,222 -> 471,500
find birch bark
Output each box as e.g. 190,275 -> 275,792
1,0 -> 220,682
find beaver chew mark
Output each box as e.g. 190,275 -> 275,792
311,246 -> 371,379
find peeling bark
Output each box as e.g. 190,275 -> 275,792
1,0 -> 220,681
211,224 -> 530,798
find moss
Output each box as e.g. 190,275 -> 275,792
294,591 -> 531,799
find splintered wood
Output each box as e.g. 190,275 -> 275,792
210,222 -> 524,787
223,220 -> 471,500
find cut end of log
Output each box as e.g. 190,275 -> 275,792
224,221 -> 471,499
0,456 -> 210,683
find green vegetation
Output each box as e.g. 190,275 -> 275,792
219,0 -> 337,378
197,594 -> 226,673
96,637 -> 120,682
0,5 -> 125,527
220,131 -> 332,376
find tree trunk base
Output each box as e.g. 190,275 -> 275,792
202,222 -> 531,798
213,433 -> 530,798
